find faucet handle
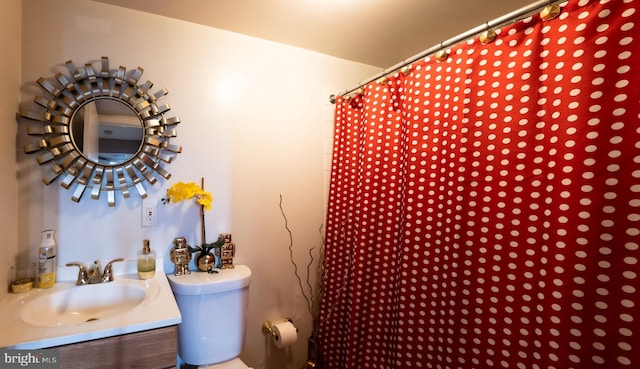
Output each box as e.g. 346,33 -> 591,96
102,258 -> 125,282
65,262 -> 86,268
65,262 -> 89,285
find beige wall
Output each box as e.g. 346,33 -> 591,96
15,0 -> 378,368
0,0 -> 21,293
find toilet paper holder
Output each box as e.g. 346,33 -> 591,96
262,318 -> 297,338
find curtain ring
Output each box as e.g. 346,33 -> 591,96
541,1 -> 561,21
376,68 -> 388,85
480,22 -> 497,45
435,42 -> 449,61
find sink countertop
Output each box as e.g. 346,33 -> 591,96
0,259 -> 181,349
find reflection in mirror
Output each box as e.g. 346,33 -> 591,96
71,98 -> 143,165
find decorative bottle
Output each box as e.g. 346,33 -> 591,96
38,229 -> 57,289
137,239 -> 156,280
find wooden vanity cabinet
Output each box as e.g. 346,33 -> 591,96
53,325 -> 178,369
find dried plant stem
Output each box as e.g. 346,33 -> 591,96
306,246 -> 316,311
279,194 -> 315,319
311,224 -> 326,336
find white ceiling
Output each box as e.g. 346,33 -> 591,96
93,0 -> 540,68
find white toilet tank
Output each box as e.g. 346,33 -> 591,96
168,265 -> 252,366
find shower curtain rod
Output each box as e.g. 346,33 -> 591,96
331,0 -> 562,103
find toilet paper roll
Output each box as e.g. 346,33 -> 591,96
272,320 -> 298,348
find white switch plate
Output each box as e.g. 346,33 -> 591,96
142,199 -> 158,227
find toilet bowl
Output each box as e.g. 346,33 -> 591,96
168,265 -> 252,368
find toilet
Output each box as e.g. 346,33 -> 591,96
167,265 -> 252,369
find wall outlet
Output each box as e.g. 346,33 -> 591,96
142,199 -> 158,227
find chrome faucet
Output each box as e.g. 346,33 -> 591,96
65,258 -> 124,285
88,260 -> 103,284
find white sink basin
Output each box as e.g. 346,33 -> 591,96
20,283 -> 146,327
0,259 -> 182,349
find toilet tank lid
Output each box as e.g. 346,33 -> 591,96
167,265 -> 252,295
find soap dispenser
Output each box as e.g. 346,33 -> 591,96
38,229 -> 57,289
137,239 -> 156,280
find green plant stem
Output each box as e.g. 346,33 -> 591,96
200,177 -> 206,244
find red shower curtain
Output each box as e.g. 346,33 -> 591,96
319,0 -> 640,368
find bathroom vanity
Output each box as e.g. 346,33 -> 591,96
0,260 -> 181,368
53,325 -> 177,369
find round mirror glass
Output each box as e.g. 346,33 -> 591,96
70,98 -> 144,165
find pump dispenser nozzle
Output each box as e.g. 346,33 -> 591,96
137,239 -> 156,279
143,239 -> 151,254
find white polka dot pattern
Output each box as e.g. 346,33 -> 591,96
319,1 -> 640,368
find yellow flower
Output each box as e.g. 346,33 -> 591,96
166,181 -> 213,211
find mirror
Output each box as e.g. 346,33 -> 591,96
18,57 -> 182,206
71,98 -> 143,165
